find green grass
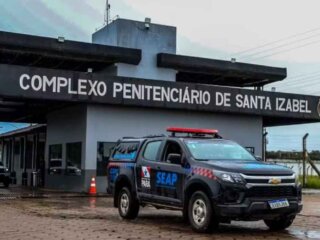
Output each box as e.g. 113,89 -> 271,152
299,176 -> 320,189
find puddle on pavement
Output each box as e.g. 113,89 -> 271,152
6,197 -> 320,239
35,197 -> 110,209
89,198 -> 97,208
289,229 -> 320,239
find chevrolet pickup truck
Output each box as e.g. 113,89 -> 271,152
107,127 -> 302,233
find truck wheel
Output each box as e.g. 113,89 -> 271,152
118,187 -> 139,219
264,215 -> 295,230
188,191 -> 218,233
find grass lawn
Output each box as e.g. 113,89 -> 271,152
299,176 -> 320,189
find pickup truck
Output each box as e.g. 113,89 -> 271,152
107,127 -> 302,233
0,162 -> 10,188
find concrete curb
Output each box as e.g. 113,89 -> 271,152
302,189 -> 320,195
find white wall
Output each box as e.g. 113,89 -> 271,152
92,19 -> 177,81
45,105 -> 87,191
86,104 -> 263,170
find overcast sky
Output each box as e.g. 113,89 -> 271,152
1,0 -> 320,151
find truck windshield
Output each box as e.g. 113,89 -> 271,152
185,140 -> 256,161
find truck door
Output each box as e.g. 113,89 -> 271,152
135,139 -> 164,201
152,139 -> 187,206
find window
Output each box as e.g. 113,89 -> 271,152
49,144 -> 62,175
66,142 -> 82,176
163,141 -> 182,162
112,142 -> 139,161
97,142 -> 116,176
185,140 -> 256,161
245,147 -> 255,154
143,141 -> 162,161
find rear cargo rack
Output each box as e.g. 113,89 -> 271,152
122,134 -> 166,140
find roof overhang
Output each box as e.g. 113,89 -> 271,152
0,31 -> 141,72
0,124 -> 46,138
157,53 -> 287,87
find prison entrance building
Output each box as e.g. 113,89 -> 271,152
0,19 -> 319,192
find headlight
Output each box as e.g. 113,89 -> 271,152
294,174 -> 301,185
221,173 -> 234,182
215,171 -> 245,184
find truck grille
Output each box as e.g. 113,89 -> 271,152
246,186 -> 296,198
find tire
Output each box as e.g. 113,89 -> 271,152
117,187 -> 139,219
188,191 -> 218,233
264,215 -> 295,230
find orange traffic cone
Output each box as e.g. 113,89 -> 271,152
89,177 -> 97,195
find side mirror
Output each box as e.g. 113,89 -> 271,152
255,156 -> 263,161
167,153 -> 182,165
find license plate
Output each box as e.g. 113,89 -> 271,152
268,199 -> 289,209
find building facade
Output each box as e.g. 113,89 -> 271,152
0,19 -> 319,192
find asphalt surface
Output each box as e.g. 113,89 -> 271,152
0,187 -> 320,240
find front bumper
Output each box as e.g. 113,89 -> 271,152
214,197 -> 302,220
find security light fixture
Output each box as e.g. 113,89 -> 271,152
231,58 -> 236,63
57,36 -> 65,43
87,68 -> 93,73
271,87 -> 276,92
145,17 -> 151,29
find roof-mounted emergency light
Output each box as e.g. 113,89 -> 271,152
166,127 -> 219,137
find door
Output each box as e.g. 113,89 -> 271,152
152,140 -> 186,206
136,139 -> 164,200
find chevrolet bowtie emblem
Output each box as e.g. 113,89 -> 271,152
269,178 -> 281,185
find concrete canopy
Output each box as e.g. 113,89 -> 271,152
157,53 -> 287,87
0,31 -> 142,71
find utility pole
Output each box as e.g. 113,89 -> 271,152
262,129 -> 268,162
302,133 -> 309,188
104,0 -> 111,26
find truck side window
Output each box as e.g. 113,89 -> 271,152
112,142 -> 139,161
143,141 -> 162,161
163,141 -> 182,163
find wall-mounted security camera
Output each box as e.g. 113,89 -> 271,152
145,17 -> 151,29
57,36 -> 65,43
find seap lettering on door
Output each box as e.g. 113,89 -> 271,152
156,171 -> 178,189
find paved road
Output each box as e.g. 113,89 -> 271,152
0,191 -> 319,239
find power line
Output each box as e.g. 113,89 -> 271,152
275,72 -> 320,85
270,71 -> 320,90
240,32 -> 320,60
288,70 -> 320,80
270,75 -> 320,92
248,38 -> 320,61
232,26 -> 320,57
275,74 -> 320,89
